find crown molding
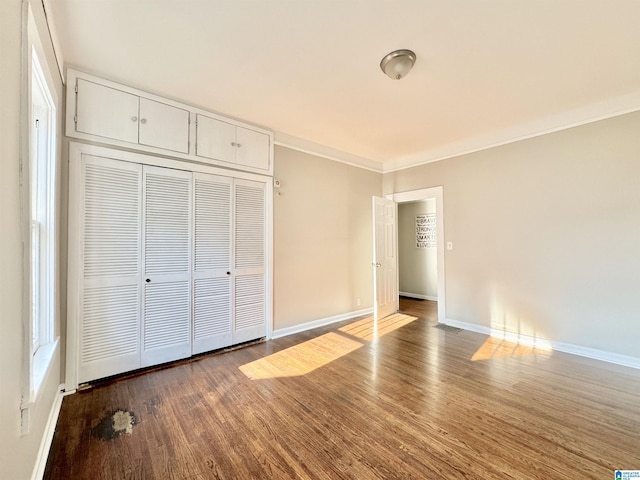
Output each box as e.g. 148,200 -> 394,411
383,89 -> 640,173
274,132 -> 383,173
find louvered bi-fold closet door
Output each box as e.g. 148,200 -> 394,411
233,179 -> 267,343
79,155 -> 142,383
141,165 -> 193,367
192,173 -> 233,354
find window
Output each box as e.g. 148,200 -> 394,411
26,44 -> 58,405
31,50 -> 55,355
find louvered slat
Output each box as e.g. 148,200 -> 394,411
235,274 -> 265,330
144,173 -> 190,274
81,284 -> 139,364
194,278 -> 231,338
144,281 -> 190,350
194,177 -> 230,271
235,183 -> 265,270
84,162 -> 140,278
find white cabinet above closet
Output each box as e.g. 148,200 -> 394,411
66,69 -> 273,175
75,79 -> 190,153
196,115 -> 271,172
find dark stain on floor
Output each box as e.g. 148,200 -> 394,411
91,409 -> 137,441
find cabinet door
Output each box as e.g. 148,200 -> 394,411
195,114 -> 236,163
76,79 -> 139,144
141,165 -> 192,367
235,127 -> 270,171
233,179 -> 267,343
139,98 -> 190,154
79,156 -> 142,383
192,173 -> 233,354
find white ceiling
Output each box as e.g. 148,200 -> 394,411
48,0 -> 640,172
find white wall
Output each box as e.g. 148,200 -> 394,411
0,1 -> 63,478
273,146 -> 381,330
398,200 -> 437,300
384,111 -> 640,360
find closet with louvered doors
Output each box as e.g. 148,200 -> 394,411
69,144 -> 269,386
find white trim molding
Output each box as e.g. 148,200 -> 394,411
272,308 -> 374,339
30,385 -> 67,480
443,317 -> 640,370
399,292 -> 438,302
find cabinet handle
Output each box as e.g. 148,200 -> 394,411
140,118 -> 147,124
131,116 -> 138,122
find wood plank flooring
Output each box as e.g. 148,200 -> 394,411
45,298 -> 640,479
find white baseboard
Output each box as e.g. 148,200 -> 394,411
31,385 -> 67,480
272,307 -> 374,339
399,291 -> 438,302
443,318 -> 640,370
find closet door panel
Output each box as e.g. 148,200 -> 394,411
235,127 -> 270,171
141,165 -> 192,367
192,173 -> 232,354
233,179 -> 266,343
76,79 -> 139,144
195,114 -> 236,163
79,155 -> 142,383
139,98 -> 190,154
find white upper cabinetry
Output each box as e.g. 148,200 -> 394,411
67,69 -> 273,175
196,115 -> 271,172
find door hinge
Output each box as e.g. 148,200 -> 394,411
75,84 -> 78,94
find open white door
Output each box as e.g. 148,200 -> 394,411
372,196 -> 398,321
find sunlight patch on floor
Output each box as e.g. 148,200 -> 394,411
239,332 -> 363,380
338,313 -> 417,341
240,313 -> 419,380
471,336 -> 552,361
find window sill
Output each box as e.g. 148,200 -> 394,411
31,338 -> 59,403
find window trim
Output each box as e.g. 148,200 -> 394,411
21,5 -> 60,425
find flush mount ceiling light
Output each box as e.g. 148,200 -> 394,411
380,49 -> 416,80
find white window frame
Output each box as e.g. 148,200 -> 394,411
22,6 -> 60,421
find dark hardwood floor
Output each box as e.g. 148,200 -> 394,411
45,298 -> 640,479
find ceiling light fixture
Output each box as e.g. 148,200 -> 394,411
380,49 -> 416,80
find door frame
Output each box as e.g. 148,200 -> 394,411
386,187 -> 446,324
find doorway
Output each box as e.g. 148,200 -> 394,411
387,187 -> 446,324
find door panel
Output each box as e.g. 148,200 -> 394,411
139,98 -> 190,154
373,197 -> 398,321
79,156 -> 142,383
141,165 -> 192,367
76,79 -> 139,144
195,114 -> 236,163
235,127 -> 270,171
192,173 -> 233,354
233,180 -> 266,343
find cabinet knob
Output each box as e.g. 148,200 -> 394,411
231,142 -> 236,147
236,143 -> 241,148
140,118 -> 147,124
146,278 -> 151,283
226,271 -> 231,275
131,116 -> 138,122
